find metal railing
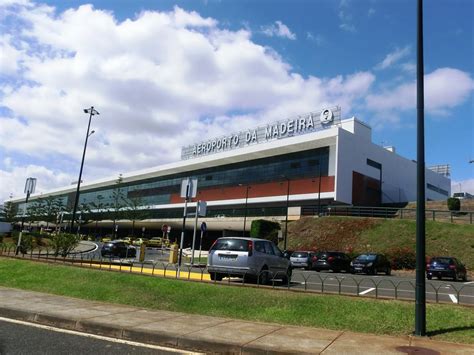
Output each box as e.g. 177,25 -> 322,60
1,245 -> 472,306
301,206 -> 474,224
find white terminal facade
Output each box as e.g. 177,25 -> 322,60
9,107 -> 451,233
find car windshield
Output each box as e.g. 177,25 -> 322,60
431,258 -> 453,264
291,252 -> 308,258
212,239 -> 249,252
356,254 -> 377,261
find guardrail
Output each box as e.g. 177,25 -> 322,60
1,245 -> 472,306
301,206 -> 474,224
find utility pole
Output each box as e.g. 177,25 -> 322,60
415,0 -> 426,337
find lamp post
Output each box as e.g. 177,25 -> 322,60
70,106 -> 99,232
16,177 -> 37,255
316,160 -> 322,216
281,176 -> 290,250
239,184 -> 251,237
415,0 -> 426,337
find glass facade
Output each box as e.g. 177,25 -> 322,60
18,146 -> 330,213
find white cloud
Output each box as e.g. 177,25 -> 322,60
0,2 -> 382,202
338,0 -> 356,33
368,8 -> 375,17
376,46 -> 411,70
366,68 -> 474,115
261,21 -> 296,40
306,32 -> 324,46
451,179 -> 474,195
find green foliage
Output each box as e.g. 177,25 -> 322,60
122,196 -> 150,236
12,232 -> 33,254
1,201 -> 18,224
447,197 -> 461,211
250,219 -> 281,244
49,233 -> 80,257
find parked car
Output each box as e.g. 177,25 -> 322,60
290,251 -> 317,270
312,251 -> 351,273
207,237 -> 292,284
122,237 -> 132,245
101,241 -> 137,258
350,253 -> 391,275
426,257 -> 467,281
101,237 -> 112,243
146,237 -> 163,247
132,238 -> 147,247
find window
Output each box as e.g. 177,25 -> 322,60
290,162 -> 301,169
264,242 -> 275,255
427,183 -> 448,197
367,158 -> 382,170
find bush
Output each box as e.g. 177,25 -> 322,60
447,197 -> 461,211
50,233 -> 80,257
250,219 -> 281,245
12,232 -> 34,254
386,246 -> 416,270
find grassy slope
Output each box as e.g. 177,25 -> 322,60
287,217 -> 474,269
0,258 -> 472,344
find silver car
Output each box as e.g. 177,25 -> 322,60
207,237 -> 292,284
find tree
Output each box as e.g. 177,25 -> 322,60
75,202 -> 92,235
447,197 -> 461,211
26,198 -> 46,227
1,201 -> 18,227
250,219 -> 281,245
110,174 -> 126,238
50,233 -> 80,257
90,194 -> 108,235
43,196 -> 64,228
122,195 -> 150,237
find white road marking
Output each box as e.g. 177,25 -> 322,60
448,294 -> 458,304
464,281 -> 474,285
0,317 -> 202,354
359,287 -> 376,295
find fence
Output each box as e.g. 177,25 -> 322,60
1,244 -> 472,306
301,206 -> 474,224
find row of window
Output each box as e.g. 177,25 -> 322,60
427,183 -> 449,197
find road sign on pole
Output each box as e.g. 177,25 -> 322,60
178,178 -> 198,276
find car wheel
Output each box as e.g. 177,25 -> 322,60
210,272 -> 223,281
453,273 -> 458,282
437,276 -> 442,280
258,268 -> 270,285
462,273 -> 467,282
385,267 -> 391,276
427,274 -> 432,280
281,267 -> 292,285
333,268 -> 341,273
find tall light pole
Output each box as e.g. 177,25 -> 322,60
415,0 -> 426,337
239,184 -> 250,237
317,159 -> 322,216
70,106 -> 99,232
281,176 -> 290,250
16,177 -> 36,255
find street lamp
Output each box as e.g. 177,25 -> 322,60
239,184 -> 251,237
16,177 -> 37,255
70,106 -> 99,232
281,176 -> 290,250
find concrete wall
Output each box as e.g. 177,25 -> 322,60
335,119 -> 450,204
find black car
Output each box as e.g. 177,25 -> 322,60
426,257 -> 467,281
101,241 -> 137,258
351,253 -> 391,275
313,251 -> 351,273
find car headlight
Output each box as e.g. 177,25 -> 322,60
367,262 -> 373,267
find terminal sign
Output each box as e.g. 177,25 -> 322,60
181,107 -> 340,160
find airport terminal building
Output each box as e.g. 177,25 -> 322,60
9,107 -> 451,234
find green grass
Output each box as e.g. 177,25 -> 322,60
287,217 -> 474,270
0,258 -> 472,344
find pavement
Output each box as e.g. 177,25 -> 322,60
0,286 -> 472,354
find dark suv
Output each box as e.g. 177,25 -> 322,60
101,241 -> 137,258
426,257 -> 467,281
313,251 -> 351,273
351,253 -> 391,275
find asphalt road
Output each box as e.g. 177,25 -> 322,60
0,318 -> 200,355
71,245 -> 474,305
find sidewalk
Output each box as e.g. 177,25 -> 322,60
0,286 -> 471,354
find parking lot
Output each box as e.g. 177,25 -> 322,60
80,243 -> 473,306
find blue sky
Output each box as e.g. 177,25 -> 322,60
0,0 -> 472,201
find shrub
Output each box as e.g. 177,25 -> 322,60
250,219 -> 281,245
12,232 -> 33,254
386,246 -> 416,270
447,197 -> 461,211
50,233 -> 80,257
